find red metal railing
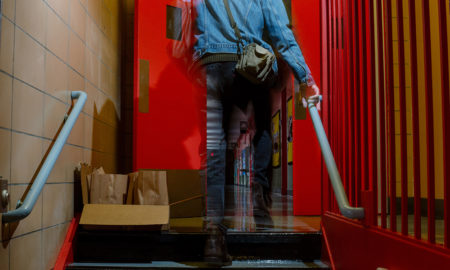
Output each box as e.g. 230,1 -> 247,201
321,0 -> 450,250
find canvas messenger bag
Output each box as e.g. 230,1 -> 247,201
223,0 -> 275,85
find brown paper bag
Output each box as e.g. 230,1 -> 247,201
90,174 -> 129,204
133,170 -> 169,205
80,163 -> 105,204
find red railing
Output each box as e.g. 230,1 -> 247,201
321,0 -> 450,250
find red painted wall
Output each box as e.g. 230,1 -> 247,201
291,0 -> 322,215
134,1 -> 323,216
134,0 -> 206,171
323,213 -> 450,269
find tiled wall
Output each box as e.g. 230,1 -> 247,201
0,0 -> 134,269
388,0 -> 447,200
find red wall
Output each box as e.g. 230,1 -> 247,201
134,0 -> 323,215
291,0 -> 322,215
134,0 -> 206,171
323,213 -> 450,269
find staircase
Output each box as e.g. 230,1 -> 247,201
65,227 -> 329,269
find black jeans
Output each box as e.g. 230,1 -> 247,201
205,62 -> 272,224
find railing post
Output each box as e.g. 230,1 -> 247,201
421,0 -> 436,244
437,0 -> 450,248
384,0 -> 397,233
408,0 -> 422,240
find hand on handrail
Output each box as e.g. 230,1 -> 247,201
301,83 -> 321,111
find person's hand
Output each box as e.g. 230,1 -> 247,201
301,83 -> 321,111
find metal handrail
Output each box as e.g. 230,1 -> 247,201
2,91 -> 87,223
308,96 -> 365,219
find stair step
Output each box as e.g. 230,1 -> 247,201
73,229 -> 322,263
67,260 -> 330,269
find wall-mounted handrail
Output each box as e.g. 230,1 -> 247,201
2,91 -> 87,224
308,96 -> 365,219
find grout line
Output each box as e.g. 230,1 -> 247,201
41,3 -> 48,256
44,0 -> 118,74
9,182 -> 76,186
0,69 -> 68,105
1,220 -> 73,242
0,69 -> 121,130
8,0 -> 16,268
6,11 -> 120,107
0,126 -> 120,157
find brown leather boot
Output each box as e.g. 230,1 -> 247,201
252,182 -> 274,228
204,224 -> 232,266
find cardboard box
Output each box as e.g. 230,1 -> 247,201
127,169 -> 204,218
79,164 -> 169,229
166,170 -> 204,218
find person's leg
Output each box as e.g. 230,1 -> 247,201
251,85 -> 272,190
250,83 -> 274,227
205,62 -> 236,225
204,62 -> 236,265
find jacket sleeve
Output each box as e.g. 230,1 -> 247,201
260,0 -> 314,85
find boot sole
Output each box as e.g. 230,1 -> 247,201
204,256 -> 233,267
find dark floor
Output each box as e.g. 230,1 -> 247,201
169,185 -> 321,233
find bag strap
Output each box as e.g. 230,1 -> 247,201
222,0 -> 245,50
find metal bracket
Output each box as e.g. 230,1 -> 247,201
0,178 -> 9,213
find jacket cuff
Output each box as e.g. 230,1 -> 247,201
301,74 -> 315,87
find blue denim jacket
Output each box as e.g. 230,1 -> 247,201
194,0 -> 313,84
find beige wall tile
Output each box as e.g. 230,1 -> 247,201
10,132 -> 43,184
91,118 -> 106,153
42,223 -> 69,270
96,95 -> 119,128
70,0 -> 86,41
45,143 -> 83,183
83,149 -> 92,164
12,80 -> 44,136
43,183 -> 73,227
67,109 -> 85,147
10,231 -> 42,270
43,95 -> 67,140
68,31 -> 86,76
101,3 -> 112,38
86,0 -> 101,27
8,185 -> 42,238
46,8 -> 69,63
85,48 -> 100,88
46,0 -> 70,24
0,19 -> 14,74
15,0 -> 47,45
100,36 -> 113,68
0,129 -> 11,181
0,73 -> 13,129
83,82 -> 97,116
3,0 -> 16,21
86,17 -> 100,56
84,114 -> 93,149
99,62 -> 110,94
103,0 -> 119,15
14,28 -> 45,90
79,0 -> 87,8
45,52 -> 69,103
68,67 -> 85,93
0,240 -> 9,270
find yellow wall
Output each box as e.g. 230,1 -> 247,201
387,0 -> 447,200
0,0 -> 134,269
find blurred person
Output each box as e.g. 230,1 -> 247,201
192,0 -> 320,266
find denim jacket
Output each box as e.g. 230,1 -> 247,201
194,0 -> 313,84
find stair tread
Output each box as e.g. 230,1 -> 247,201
68,260 -> 329,269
